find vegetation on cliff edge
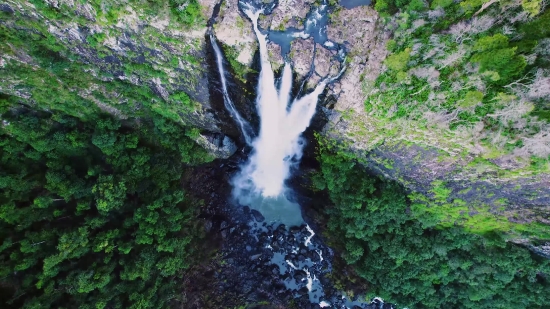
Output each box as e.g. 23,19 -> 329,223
314,138 -> 550,308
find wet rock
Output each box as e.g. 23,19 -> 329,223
294,270 -> 307,281
0,3 -> 14,14
195,133 -> 238,159
204,220 -> 213,232
260,0 -> 314,30
313,43 -> 341,78
214,0 -> 257,66
290,38 -> 315,76
251,209 -> 265,222
267,42 -> 284,71
298,286 -> 309,295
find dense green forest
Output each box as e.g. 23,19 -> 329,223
313,137 -> 550,308
0,96 -> 211,308
0,8 -> 211,306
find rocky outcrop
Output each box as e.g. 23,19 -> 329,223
2,0 -> 549,238
194,132 -> 238,159
324,6 -> 386,111
0,0 -> 239,158
259,0 -> 314,30
213,0 -> 257,66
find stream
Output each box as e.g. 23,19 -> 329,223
205,0 -> 393,308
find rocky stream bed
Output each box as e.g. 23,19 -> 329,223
179,154 -> 396,309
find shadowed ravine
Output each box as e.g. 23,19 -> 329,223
208,1 -> 391,307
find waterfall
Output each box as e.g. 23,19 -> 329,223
210,2 -> 343,225
210,34 -> 254,145
237,7 -> 330,199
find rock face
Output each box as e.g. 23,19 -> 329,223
0,0 -> 241,158
324,6 -> 385,111
213,0 -> 257,66
259,0 -> 314,30
2,0 -> 549,241
195,133 -> 238,159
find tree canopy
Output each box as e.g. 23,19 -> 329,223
0,98 -> 210,308
313,139 -> 550,308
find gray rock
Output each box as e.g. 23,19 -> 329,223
194,133 -> 238,159
251,209 -> 265,222
0,3 -> 14,14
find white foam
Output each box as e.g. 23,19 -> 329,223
286,260 -> 299,269
210,35 -> 253,145
234,6 -> 331,198
305,224 -> 315,246
304,269 -> 313,291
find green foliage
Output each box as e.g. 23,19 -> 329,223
460,90 -> 484,109
472,34 -> 510,53
385,39 -> 397,52
169,0 -> 204,26
470,34 -> 526,85
459,0 -> 486,13
0,101 -> 210,308
522,0 -> 543,17
314,140 -> 550,309
384,48 -> 411,72
408,0 -> 428,12
519,8 -> 550,40
430,0 -> 453,9
374,0 -> 392,15
86,33 -> 106,48
221,44 -> 256,82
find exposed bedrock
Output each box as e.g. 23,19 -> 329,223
3,0 -> 548,248
210,0 -> 550,248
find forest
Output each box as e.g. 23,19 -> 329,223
0,7 -> 212,305
313,136 -> 550,308
0,96 -> 212,308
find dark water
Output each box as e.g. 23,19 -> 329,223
340,0 -> 371,9
239,0 -> 347,61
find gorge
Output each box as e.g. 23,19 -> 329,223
1,0 -> 550,308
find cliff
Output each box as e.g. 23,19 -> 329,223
1,0 -> 549,253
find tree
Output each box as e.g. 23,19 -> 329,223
470,34 -> 527,85
0,102 -> 210,308
384,48 -> 412,72
314,140 -> 550,309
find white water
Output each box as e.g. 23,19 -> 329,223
210,34 -> 253,145
210,2 -> 343,224
234,6 -> 329,198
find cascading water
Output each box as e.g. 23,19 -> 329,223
208,2 -> 395,307
226,3 -> 343,225
236,7 -> 329,198
210,34 -> 254,145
